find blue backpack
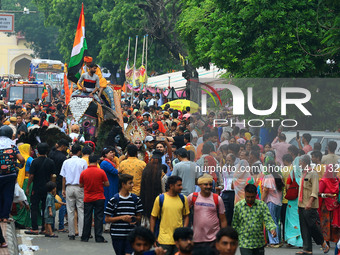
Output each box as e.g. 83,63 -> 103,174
154,193 -> 185,237
112,193 -> 139,214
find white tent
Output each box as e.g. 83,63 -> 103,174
146,64 -> 225,90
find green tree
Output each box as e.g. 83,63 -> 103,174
178,0 -> 339,77
2,0 -> 62,60
179,0 -> 340,130
34,0 -> 184,80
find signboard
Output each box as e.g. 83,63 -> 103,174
52,64 -> 62,70
0,14 -> 14,32
38,63 -> 49,69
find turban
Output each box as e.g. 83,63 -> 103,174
10,117 -> 17,122
84,56 -> 93,63
197,173 -> 213,185
32,117 -> 40,122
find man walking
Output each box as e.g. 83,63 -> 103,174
25,143 -> 56,235
322,140 -> 340,165
150,176 -> 190,255
119,144 -> 146,196
172,148 -> 199,196
187,174 -> 227,247
221,153 -> 236,226
60,143 -> 88,240
49,139 -> 68,232
80,155 -> 109,243
297,155 -> 329,254
105,174 -> 143,255
232,184 -> 277,255
271,132 -> 290,166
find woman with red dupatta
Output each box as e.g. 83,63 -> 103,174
203,155 -> 222,189
319,164 -> 340,243
100,147 -> 119,210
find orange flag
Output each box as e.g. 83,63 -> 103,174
64,72 -> 71,105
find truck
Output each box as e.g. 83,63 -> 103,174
6,81 -> 52,104
29,59 -> 64,89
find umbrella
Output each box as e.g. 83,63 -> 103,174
161,99 -> 199,113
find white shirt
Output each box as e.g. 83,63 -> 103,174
148,98 -> 155,107
222,165 -> 234,191
60,156 -> 88,185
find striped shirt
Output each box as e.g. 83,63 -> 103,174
78,72 -> 100,92
104,193 -> 143,238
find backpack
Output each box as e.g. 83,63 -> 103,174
112,193 -> 139,215
158,193 -> 185,217
191,192 -> 220,218
154,193 -> 185,238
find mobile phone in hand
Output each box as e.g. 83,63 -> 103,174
296,131 -> 299,140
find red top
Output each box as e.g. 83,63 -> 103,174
79,165 -> 108,202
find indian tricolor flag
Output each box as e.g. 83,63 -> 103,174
67,3 -> 87,83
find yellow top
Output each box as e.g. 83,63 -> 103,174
118,157 -> 146,196
17,144 -> 31,188
281,165 -> 293,204
151,193 -> 190,245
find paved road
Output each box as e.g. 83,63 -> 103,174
17,229 -> 335,255
17,230 -> 114,255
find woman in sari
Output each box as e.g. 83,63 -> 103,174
100,147 -> 119,209
285,160 -> 303,247
13,144 -> 34,228
232,160 -> 254,204
100,147 -> 119,231
319,164 -> 340,243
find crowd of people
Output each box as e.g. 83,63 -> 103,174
0,86 -> 340,255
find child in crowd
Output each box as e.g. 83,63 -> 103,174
44,181 -> 65,238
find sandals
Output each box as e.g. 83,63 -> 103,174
296,251 -> 312,255
45,234 -> 58,238
58,229 -> 68,233
0,243 -> 8,248
24,230 -> 39,235
322,243 -> 330,254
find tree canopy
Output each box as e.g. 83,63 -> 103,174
34,0 -> 183,78
178,0 -> 339,77
2,0 -> 62,60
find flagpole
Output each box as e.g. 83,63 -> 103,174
133,35 -> 138,68
145,35 -> 148,79
127,37 -> 131,61
145,34 -> 148,92
141,35 -> 145,66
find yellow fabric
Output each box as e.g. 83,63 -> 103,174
17,144 -> 31,188
151,193 -> 190,245
82,155 -> 100,168
118,157 -> 146,196
316,164 -> 326,180
197,173 -> 213,184
55,195 -> 62,211
244,132 -> 252,140
282,165 -> 293,204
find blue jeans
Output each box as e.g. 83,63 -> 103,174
267,202 -> 281,244
58,190 -> 66,230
